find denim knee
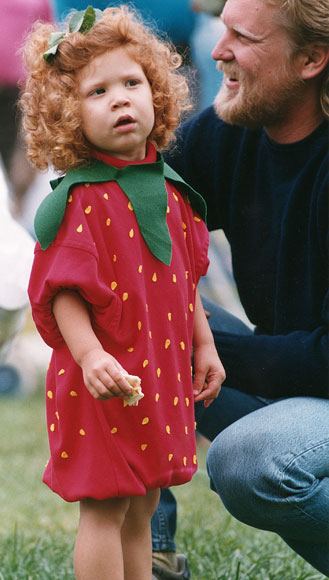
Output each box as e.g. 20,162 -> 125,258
206,411 -> 329,540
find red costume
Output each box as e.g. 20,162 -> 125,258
29,143 -> 209,501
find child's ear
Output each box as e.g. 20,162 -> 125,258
297,44 -> 329,80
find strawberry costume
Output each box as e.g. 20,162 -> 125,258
29,142 -> 209,501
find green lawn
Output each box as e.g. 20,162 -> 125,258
0,393 -> 326,580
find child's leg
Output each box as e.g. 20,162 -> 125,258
122,488 -> 160,580
74,496 -> 130,580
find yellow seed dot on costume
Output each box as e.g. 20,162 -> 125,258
149,331 -> 152,339
111,281 -> 117,290
167,205 -> 170,214
182,222 -> 187,230
68,194 -> 73,203
193,283 -> 196,290
128,201 -> 133,211
84,205 -> 92,214
123,400 -> 128,407
174,396 -> 179,406
185,271 -> 189,279
156,368 -> 161,378
70,390 -> 78,397
185,426 -> 188,435
172,191 -> 179,202
185,397 -> 190,407
58,369 -> 65,375
76,224 -> 83,233
61,451 -> 68,459
106,218 -> 111,226
129,228 -> 134,238
168,312 -> 172,321
113,254 -> 117,262
184,232 -> 187,240
165,339 -> 171,349
79,429 -> 85,436
194,216 -> 201,222
104,193 -> 109,200
155,393 -> 160,402
183,457 -> 187,466
142,417 -> 149,425
50,424 -> 55,432
168,453 -> 173,461
138,321 -> 142,331
180,342 -> 185,351
127,347 -> 134,352
141,444 -> 148,451
177,373 -> 181,382
47,390 -> 53,399
166,425 -> 171,434
122,292 -> 128,301
138,265 -> 143,273
193,455 -> 198,465
189,303 -> 194,312
143,360 -> 149,368
84,183 -> 90,188
172,274 -> 177,283
111,427 -> 118,434
55,411 -> 59,420
152,273 -> 157,282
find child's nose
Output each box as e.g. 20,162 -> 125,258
111,92 -> 130,110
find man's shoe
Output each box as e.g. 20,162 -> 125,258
152,554 -> 191,580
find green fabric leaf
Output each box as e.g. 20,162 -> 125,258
34,155 -> 206,266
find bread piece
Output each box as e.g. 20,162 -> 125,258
123,374 -> 144,406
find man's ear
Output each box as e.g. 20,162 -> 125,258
298,44 -> 329,80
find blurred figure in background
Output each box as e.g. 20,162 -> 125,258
190,0 -> 226,110
0,1 -> 53,395
0,0 -> 53,217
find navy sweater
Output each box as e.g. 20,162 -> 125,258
165,107 -> 328,399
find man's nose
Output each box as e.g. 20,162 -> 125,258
211,29 -> 234,62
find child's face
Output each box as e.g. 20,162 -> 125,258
77,47 -> 155,161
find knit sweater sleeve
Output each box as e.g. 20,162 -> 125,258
165,108 -> 329,399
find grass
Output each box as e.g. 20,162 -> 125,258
0,393 -> 326,580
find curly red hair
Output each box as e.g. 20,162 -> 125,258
19,6 -> 191,172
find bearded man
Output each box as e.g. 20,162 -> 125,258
151,0 -> 329,578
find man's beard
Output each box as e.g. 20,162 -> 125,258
213,63 -> 304,129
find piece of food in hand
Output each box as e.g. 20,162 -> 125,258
123,374 -> 144,406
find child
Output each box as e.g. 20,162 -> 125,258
20,6 -> 224,579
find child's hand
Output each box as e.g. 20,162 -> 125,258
193,343 -> 225,407
80,348 -> 133,401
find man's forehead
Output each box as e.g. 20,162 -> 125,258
221,0 -> 278,34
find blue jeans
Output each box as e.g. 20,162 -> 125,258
151,298 -> 329,577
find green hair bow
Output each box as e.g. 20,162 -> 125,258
43,5 -> 103,61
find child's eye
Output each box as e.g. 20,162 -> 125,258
91,88 -> 105,96
126,79 -> 139,87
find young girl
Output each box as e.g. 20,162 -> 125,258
20,6 -> 224,579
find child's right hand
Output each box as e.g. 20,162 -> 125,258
80,348 -> 133,401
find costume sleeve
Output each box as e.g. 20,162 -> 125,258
28,243 -> 121,349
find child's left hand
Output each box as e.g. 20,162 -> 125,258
193,343 -> 225,407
